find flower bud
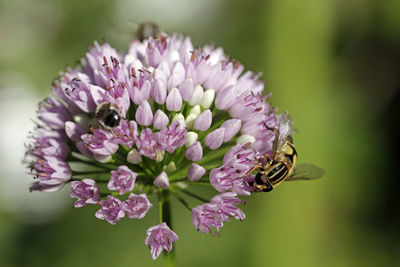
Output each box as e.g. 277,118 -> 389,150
127,148 -> 142,164
205,128 -> 225,150
215,86 -> 235,110
153,68 -> 167,83
164,162 -> 176,173
221,119 -> 241,142
155,149 -> 165,162
200,89 -> 215,109
188,163 -> 206,181
178,78 -> 194,101
135,101 -> 153,126
185,141 -> 203,161
158,61 -> 171,77
172,113 -> 185,127
185,113 -> 197,129
166,88 -> 182,111
154,171 -> 169,188
153,109 -> 169,130
194,109 -> 212,131
152,79 -> 167,104
130,80 -> 151,105
188,85 -> 204,106
185,131 -> 198,148
189,104 -> 201,116
167,62 -> 185,89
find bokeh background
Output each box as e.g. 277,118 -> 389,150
1,0 -> 399,266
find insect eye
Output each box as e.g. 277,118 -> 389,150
255,172 -> 264,184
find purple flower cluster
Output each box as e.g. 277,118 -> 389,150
192,192 -> 245,235
25,30 -> 286,260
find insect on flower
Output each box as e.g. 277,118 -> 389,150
95,102 -> 122,130
24,21 -> 324,261
248,112 -> 325,192
137,22 -> 161,41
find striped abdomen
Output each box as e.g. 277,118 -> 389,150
266,162 -> 289,186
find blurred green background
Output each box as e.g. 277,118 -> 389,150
1,0 -> 399,266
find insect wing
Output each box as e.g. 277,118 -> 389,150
285,163 -> 325,181
275,111 -> 293,149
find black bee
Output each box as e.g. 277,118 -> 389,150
95,102 -> 121,130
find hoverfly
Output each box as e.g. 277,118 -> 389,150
248,112 -> 324,192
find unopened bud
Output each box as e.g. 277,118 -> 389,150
127,148 -> 142,164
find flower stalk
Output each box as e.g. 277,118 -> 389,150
158,190 -> 176,267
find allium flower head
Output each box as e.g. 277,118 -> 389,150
24,25 -> 313,261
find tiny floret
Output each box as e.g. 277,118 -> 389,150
70,179 -> 100,208
108,166 -> 137,195
95,196 -> 125,225
145,222 -> 178,260
122,193 -> 153,219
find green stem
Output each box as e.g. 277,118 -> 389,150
142,156 -> 157,175
70,177 -> 108,183
158,190 -> 176,267
72,170 -> 109,175
176,187 -> 209,203
164,251 -> 175,267
183,181 -> 211,186
170,187 -> 192,211
67,154 -> 117,170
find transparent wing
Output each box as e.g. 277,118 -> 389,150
272,111 -> 293,152
285,163 -> 325,181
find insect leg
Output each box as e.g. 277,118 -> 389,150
245,165 -> 263,176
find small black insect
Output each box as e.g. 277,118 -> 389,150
95,102 -> 121,130
137,22 -> 160,41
